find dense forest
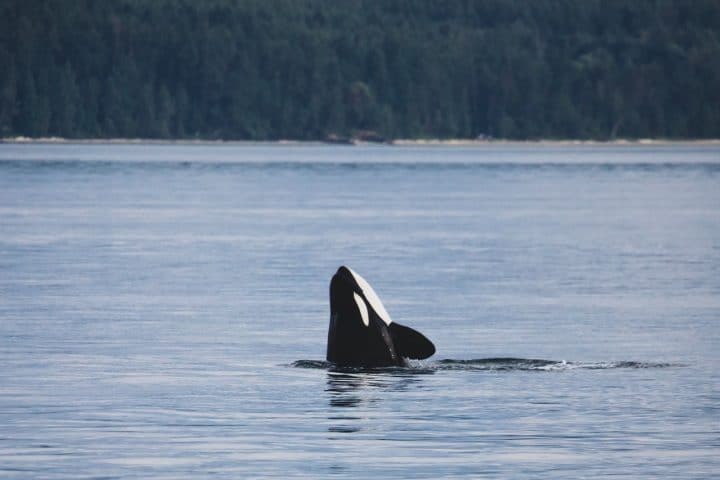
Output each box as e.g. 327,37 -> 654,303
1,0 -> 719,140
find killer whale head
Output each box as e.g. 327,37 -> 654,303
326,266 -> 435,367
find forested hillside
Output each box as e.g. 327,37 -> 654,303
1,0 -> 719,140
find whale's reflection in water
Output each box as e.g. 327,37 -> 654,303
325,369 -> 431,434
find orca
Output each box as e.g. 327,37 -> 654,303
326,266 -> 435,367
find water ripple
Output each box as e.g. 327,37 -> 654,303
291,358 -> 682,372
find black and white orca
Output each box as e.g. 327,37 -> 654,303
326,266 -> 435,367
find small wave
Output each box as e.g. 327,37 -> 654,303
290,358 -> 681,372
436,358 -> 560,371
291,360 -> 334,370
434,358 -> 680,371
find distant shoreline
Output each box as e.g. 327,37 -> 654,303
3,136 -> 720,147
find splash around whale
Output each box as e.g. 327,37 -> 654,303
326,266 -> 436,367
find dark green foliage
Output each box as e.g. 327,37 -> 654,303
1,0 -> 718,139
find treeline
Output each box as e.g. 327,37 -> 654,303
1,0 -> 719,140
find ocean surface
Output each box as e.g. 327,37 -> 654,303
0,143 -> 718,479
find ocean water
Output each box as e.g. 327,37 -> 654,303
0,143 -> 718,479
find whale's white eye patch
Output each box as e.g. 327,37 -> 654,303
353,292 -> 369,326
347,267 -> 393,326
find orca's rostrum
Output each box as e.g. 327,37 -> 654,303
327,266 -> 435,367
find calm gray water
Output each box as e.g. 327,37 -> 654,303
1,143 -> 719,479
